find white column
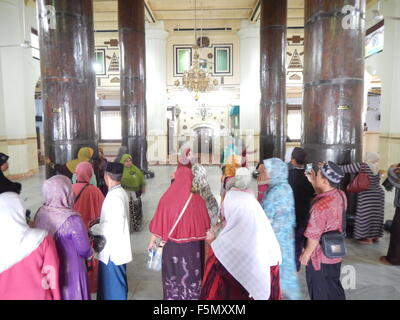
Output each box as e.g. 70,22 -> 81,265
145,21 -> 168,164
238,20 -> 260,165
376,0 -> 400,169
0,0 -> 40,177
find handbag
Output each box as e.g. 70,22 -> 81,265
319,191 -> 347,259
88,219 -> 106,253
382,177 -> 394,192
346,163 -> 371,193
149,193 -> 193,271
88,231 -> 107,253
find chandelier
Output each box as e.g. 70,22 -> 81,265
174,0 -> 218,101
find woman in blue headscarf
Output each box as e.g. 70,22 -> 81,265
259,158 -> 301,300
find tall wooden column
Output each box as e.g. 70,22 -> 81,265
119,0 -> 148,170
37,0 -> 97,178
302,0 -> 366,164
259,0 -> 287,160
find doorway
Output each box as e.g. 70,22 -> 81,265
193,127 -> 213,164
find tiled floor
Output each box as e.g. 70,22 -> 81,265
18,165 -> 400,300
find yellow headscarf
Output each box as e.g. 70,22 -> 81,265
66,147 -> 94,174
224,155 -> 241,177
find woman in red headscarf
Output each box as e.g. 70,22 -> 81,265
148,152 -> 211,300
72,162 -> 105,294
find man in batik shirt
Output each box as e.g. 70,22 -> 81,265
300,161 -> 347,300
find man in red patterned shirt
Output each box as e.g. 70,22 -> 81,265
299,161 -> 347,300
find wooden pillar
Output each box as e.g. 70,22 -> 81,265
302,0 -> 366,164
119,0 -> 148,170
37,0 -> 97,178
259,0 -> 287,161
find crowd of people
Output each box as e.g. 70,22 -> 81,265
0,144 -> 399,300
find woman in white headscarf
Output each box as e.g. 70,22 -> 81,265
0,192 -> 61,300
340,152 -> 385,244
200,168 -> 282,300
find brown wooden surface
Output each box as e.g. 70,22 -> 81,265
259,0 -> 287,161
37,0 -> 98,178
119,0 -> 148,170
302,0 -> 366,165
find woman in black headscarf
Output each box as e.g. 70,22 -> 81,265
0,153 -> 21,194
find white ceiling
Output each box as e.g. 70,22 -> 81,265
93,0 -> 376,31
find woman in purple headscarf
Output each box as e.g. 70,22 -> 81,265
33,175 -> 93,300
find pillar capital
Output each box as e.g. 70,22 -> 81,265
145,21 -> 169,41
237,20 -> 259,40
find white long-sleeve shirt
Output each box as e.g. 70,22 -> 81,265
91,185 -> 132,266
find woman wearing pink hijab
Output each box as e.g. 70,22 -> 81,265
72,162 -> 105,294
34,175 -> 93,300
72,162 -> 104,228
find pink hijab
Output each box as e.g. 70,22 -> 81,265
75,162 -> 94,183
34,175 -> 80,236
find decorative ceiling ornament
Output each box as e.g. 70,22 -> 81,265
174,0 -> 218,101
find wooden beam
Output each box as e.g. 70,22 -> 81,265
144,0 -> 157,23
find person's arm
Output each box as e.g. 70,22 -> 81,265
388,167 -> 400,189
205,228 -> 217,245
147,234 -> 159,251
339,162 -> 361,174
69,216 -> 93,259
299,238 -> 319,266
301,206 -> 326,266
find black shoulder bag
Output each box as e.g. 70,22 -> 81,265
319,191 -> 347,259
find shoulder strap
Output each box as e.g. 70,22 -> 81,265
168,193 -> 193,239
75,183 -> 90,203
337,190 -> 347,236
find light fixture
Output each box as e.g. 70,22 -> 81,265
174,0 -> 218,101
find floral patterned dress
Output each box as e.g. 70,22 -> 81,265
261,158 -> 301,300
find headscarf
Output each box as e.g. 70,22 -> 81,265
263,158 -> 289,186
261,158 -> 300,300
365,152 -> 380,175
120,154 -> 145,192
75,162 -> 94,183
0,192 -> 47,273
192,164 -> 219,226
234,167 -> 252,190
0,152 -> 9,166
66,147 -> 94,174
34,175 -> 80,237
221,136 -> 239,164
72,163 -> 105,228
211,189 -> 282,300
114,146 -> 128,163
224,155 -> 241,177
149,166 -> 210,243
178,147 -> 193,168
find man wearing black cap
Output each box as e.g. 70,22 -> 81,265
288,147 -> 315,271
90,162 -> 132,300
0,153 -> 22,195
300,161 -> 347,300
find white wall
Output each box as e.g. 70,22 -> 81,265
0,0 -> 40,175
365,0 -> 400,168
